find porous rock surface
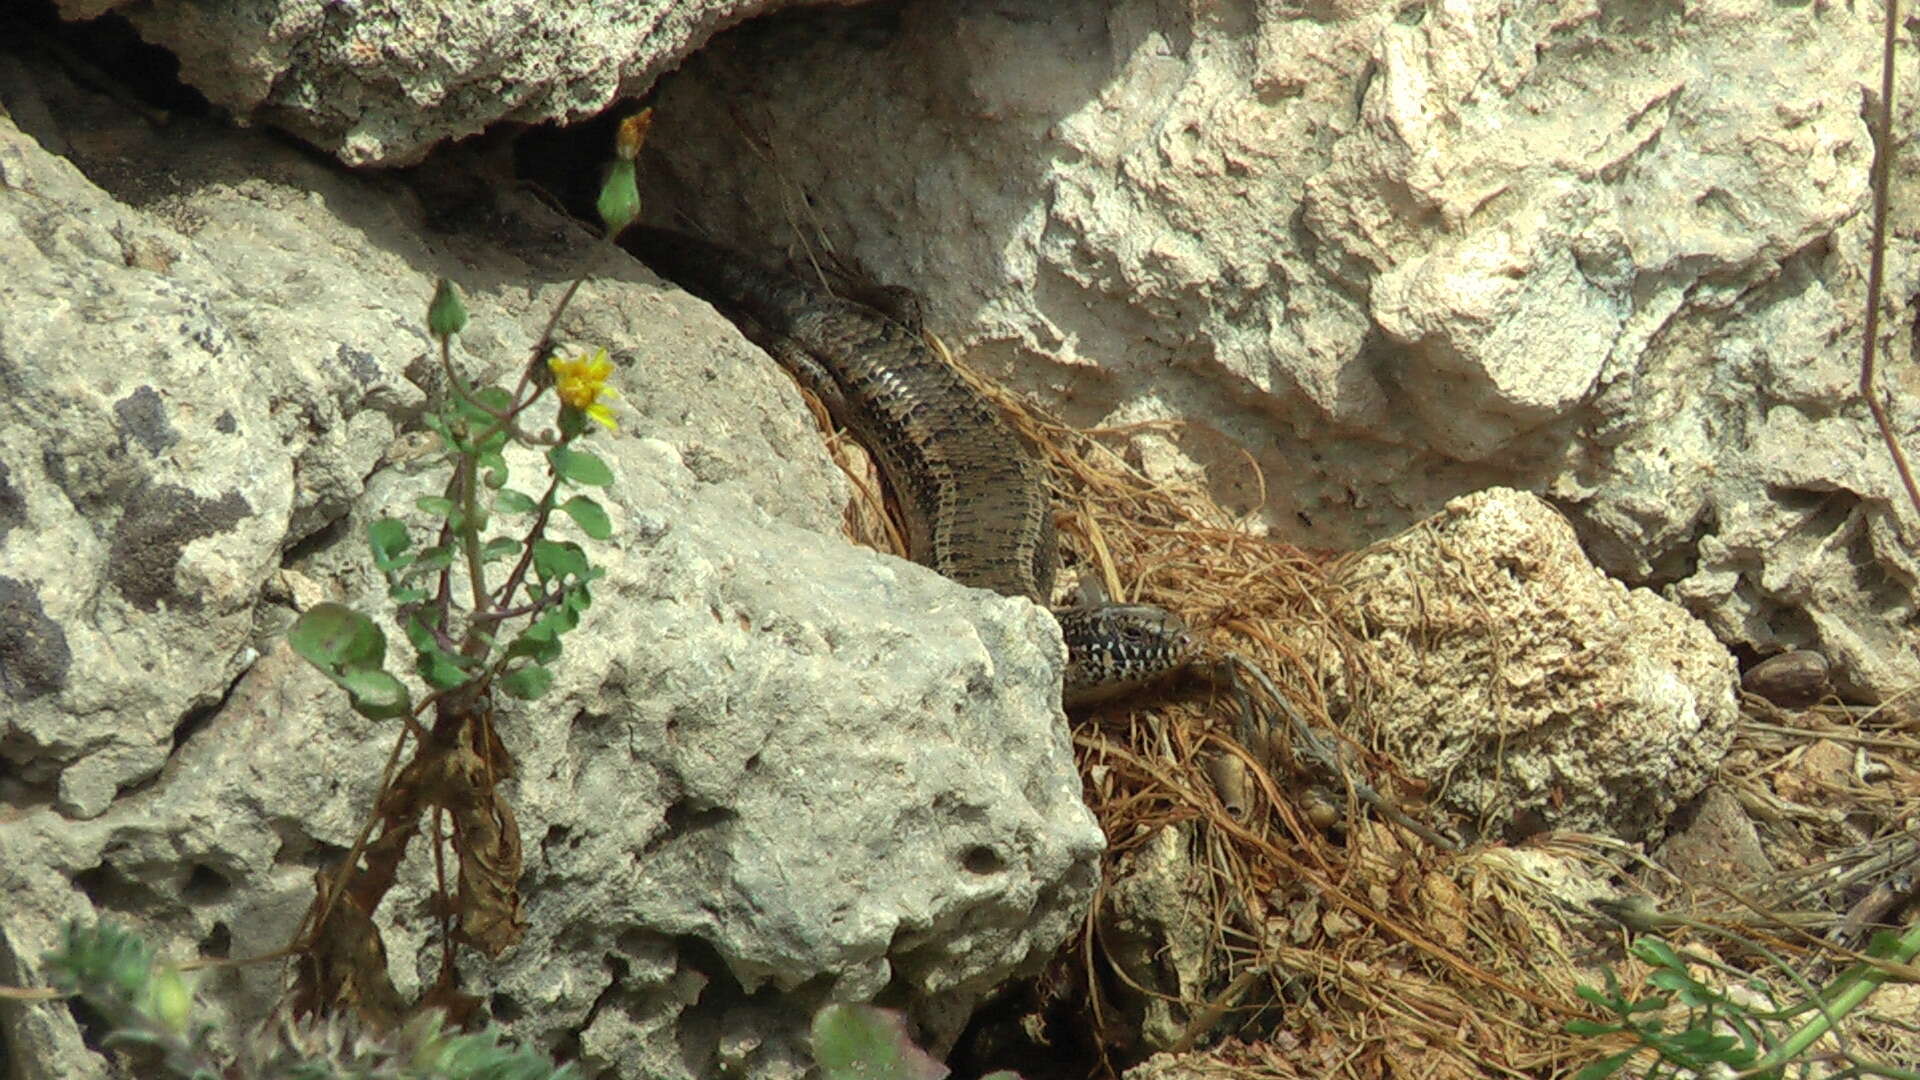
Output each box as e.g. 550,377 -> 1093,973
634,0 -> 1920,702
0,62 -> 1100,1080
1333,489 -> 1738,842
46,0 -> 852,167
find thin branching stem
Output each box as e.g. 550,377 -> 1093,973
1860,0 -> 1920,521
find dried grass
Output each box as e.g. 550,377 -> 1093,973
782,328 -> 1622,1078
781,292 -> 1920,1078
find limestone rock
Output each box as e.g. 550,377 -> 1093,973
1657,786 -> 1776,888
633,0 -> 1920,703
44,0 -> 856,167
0,62 -> 1100,1080
1333,489 -> 1738,842
1097,825 -> 1214,1052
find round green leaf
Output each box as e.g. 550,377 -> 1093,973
531,539 -> 589,582
560,496 -> 612,539
495,488 -> 538,514
338,668 -> 412,720
811,1004 -> 948,1080
548,446 -> 613,487
498,663 -> 554,700
288,603 -> 386,672
367,519 -> 412,570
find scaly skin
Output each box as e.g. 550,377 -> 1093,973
621,227 -> 1194,705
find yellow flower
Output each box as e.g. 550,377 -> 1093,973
548,348 -> 620,430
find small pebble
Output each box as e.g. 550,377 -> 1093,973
1742,650 -> 1830,708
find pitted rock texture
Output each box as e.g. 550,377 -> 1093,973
1332,489 -> 1738,843
44,0 -> 843,167
0,60 -> 1100,1080
634,0 -> 1920,702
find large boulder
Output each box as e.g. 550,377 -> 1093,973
0,55 -> 1100,1080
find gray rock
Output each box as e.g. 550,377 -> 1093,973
0,61 -> 1100,1080
46,0 -> 843,167
1329,489 -> 1738,843
632,0 -> 1920,702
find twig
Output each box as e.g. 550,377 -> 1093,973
1859,0 -> 1920,522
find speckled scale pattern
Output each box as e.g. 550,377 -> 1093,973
623,228 -> 1195,706
625,227 -> 1054,602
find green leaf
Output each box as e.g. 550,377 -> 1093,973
45,921 -> 154,1000
289,603 -> 387,671
1866,929 -> 1909,958
565,582 -> 594,613
286,605 -> 413,719
404,612 -> 441,652
474,386 -> 513,414
496,488 -> 538,514
1633,938 -> 1685,971
478,450 -> 509,489
338,668 -> 412,720
416,495 -> 456,518
560,495 -> 612,539
545,604 -> 581,636
507,624 -> 562,664
367,518 -> 412,571
1571,1050 -> 1638,1080
454,386 -> 514,429
417,648 -> 473,691
1647,970 -> 1703,996
422,410 -> 452,442
548,445 -> 613,487
1562,1019 -> 1622,1036
427,278 -> 468,337
413,545 -> 455,573
811,1004 -> 948,1080
597,159 -> 640,234
475,425 -> 511,457
388,585 -> 429,605
531,540 -> 589,583
1665,1028 -> 1735,1055
1574,984 -> 1622,1011
484,537 -> 523,561
498,663 -> 554,700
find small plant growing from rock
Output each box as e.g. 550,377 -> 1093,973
1568,927 -> 1920,1079
33,924 -> 1012,1080
812,1003 -> 1021,1080
279,113 -> 649,1032
41,920 -> 578,1078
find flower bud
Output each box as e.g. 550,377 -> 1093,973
146,968 -> 193,1035
598,160 -> 641,235
616,108 -> 653,162
427,278 -> 468,337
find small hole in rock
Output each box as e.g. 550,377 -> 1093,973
961,846 -> 1004,875
183,863 -> 232,902
200,921 -> 232,959
490,992 -> 524,1023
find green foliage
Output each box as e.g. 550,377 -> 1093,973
596,159 -> 640,234
1569,932 -> 1920,1080
811,1004 -> 1020,1080
42,921 -> 577,1080
287,271 -> 623,716
427,279 -> 469,338
288,603 -> 412,720
813,1004 -> 950,1080
44,926 -> 1024,1080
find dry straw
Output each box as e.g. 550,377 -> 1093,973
800,325 -> 1616,1077
770,227 -> 1920,1078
